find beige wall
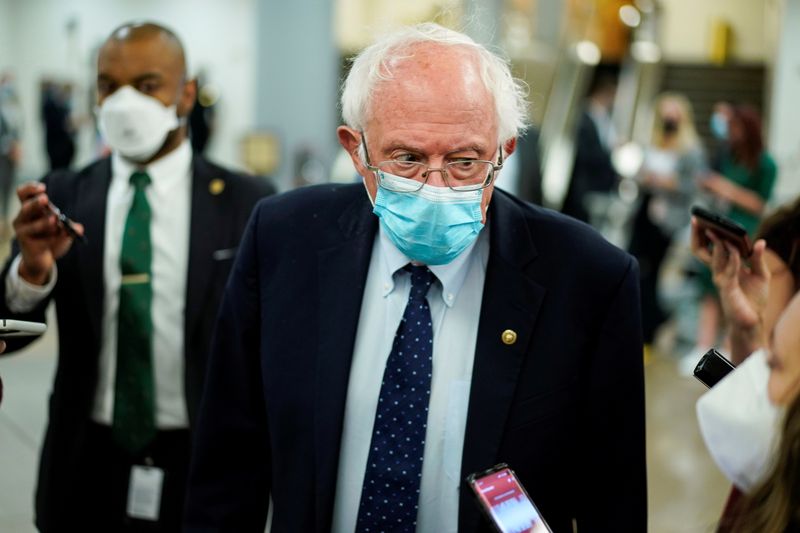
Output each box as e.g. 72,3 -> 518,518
334,0 -> 461,52
659,0 -> 768,62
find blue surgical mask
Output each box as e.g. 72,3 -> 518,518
372,172 -> 485,265
710,112 -> 728,140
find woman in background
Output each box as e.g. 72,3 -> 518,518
691,213 -> 800,532
689,105 -> 778,368
628,92 -> 707,351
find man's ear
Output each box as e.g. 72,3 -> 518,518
337,126 -> 367,175
178,78 -> 198,118
503,137 -> 517,158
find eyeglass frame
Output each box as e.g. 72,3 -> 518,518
359,132 -> 504,192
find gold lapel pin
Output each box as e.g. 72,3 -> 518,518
501,329 -> 517,345
209,178 -> 225,195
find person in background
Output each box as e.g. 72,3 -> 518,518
41,81 -> 76,171
628,92 -> 706,353
686,105 -> 777,372
708,100 -> 733,171
561,70 -> 619,224
0,73 -> 22,230
0,22 -> 273,532
691,225 -> 800,532
186,22 -> 646,532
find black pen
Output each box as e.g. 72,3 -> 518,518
47,201 -> 88,244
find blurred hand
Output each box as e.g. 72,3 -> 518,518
701,174 -> 736,201
708,232 -> 769,331
12,183 -> 84,286
8,141 -> 21,165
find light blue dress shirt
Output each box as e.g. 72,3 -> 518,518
331,223 -> 489,533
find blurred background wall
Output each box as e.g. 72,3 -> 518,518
0,0 -> 259,179
0,0 -> 799,199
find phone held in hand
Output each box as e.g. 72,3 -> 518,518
693,348 -> 736,388
466,463 -> 553,533
691,205 -> 753,258
0,319 -> 47,338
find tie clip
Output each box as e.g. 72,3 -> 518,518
121,273 -> 150,285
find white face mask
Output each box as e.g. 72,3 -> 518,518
695,349 -> 783,492
98,85 -> 179,161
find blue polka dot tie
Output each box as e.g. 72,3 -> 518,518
356,264 -> 436,533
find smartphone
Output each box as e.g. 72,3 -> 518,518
466,464 -> 553,533
693,348 -> 736,388
691,205 -> 752,258
0,319 -> 47,338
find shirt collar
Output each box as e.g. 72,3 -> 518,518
378,224 -> 486,308
111,140 -> 192,192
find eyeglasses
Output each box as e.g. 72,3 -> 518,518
360,134 -> 503,193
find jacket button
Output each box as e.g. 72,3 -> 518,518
209,178 -> 226,195
501,329 -> 517,345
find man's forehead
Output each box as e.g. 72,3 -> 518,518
98,34 -> 184,73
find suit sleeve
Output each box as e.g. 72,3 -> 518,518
575,256 -> 647,531
0,173 -> 62,355
185,204 -> 271,532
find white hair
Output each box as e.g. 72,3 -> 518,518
340,23 -> 529,143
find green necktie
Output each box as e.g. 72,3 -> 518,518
112,170 -> 156,455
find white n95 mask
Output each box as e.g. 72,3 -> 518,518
98,86 -> 179,161
695,349 -> 782,492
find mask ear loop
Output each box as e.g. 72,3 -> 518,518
357,133 -> 378,208
362,173 -> 376,208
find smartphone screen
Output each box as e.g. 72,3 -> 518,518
470,466 -> 552,533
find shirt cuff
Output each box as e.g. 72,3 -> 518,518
5,255 -> 58,313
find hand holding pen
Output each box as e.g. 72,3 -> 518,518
12,182 -> 86,286
46,200 -> 88,244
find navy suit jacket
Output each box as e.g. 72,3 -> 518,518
0,155 -> 273,531
186,183 -> 647,532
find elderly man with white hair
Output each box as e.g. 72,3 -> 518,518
186,23 -> 646,532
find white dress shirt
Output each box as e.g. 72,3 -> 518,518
331,224 -> 489,533
5,141 -> 193,428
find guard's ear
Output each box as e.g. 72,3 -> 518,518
178,78 -> 197,118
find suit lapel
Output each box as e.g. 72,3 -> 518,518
314,194 -> 376,531
74,158 -> 112,345
459,192 -> 546,533
184,157 -> 227,349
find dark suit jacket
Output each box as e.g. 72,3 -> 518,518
562,110 -> 618,223
186,184 -> 647,532
0,155 -> 273,531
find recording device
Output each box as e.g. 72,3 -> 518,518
0,319 -> 47,338
693,348 -> 736,388
47,200 -> 87,244
466,463 -> 553,533
691,205 -> 752,258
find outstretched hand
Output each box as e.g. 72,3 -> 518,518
12,183 -> 84,285
691,216 -> 770,362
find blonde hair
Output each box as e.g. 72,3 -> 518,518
651,92 -> 700,152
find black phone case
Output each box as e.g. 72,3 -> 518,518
693,348 -> 736,388
691,205 -> 753,257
